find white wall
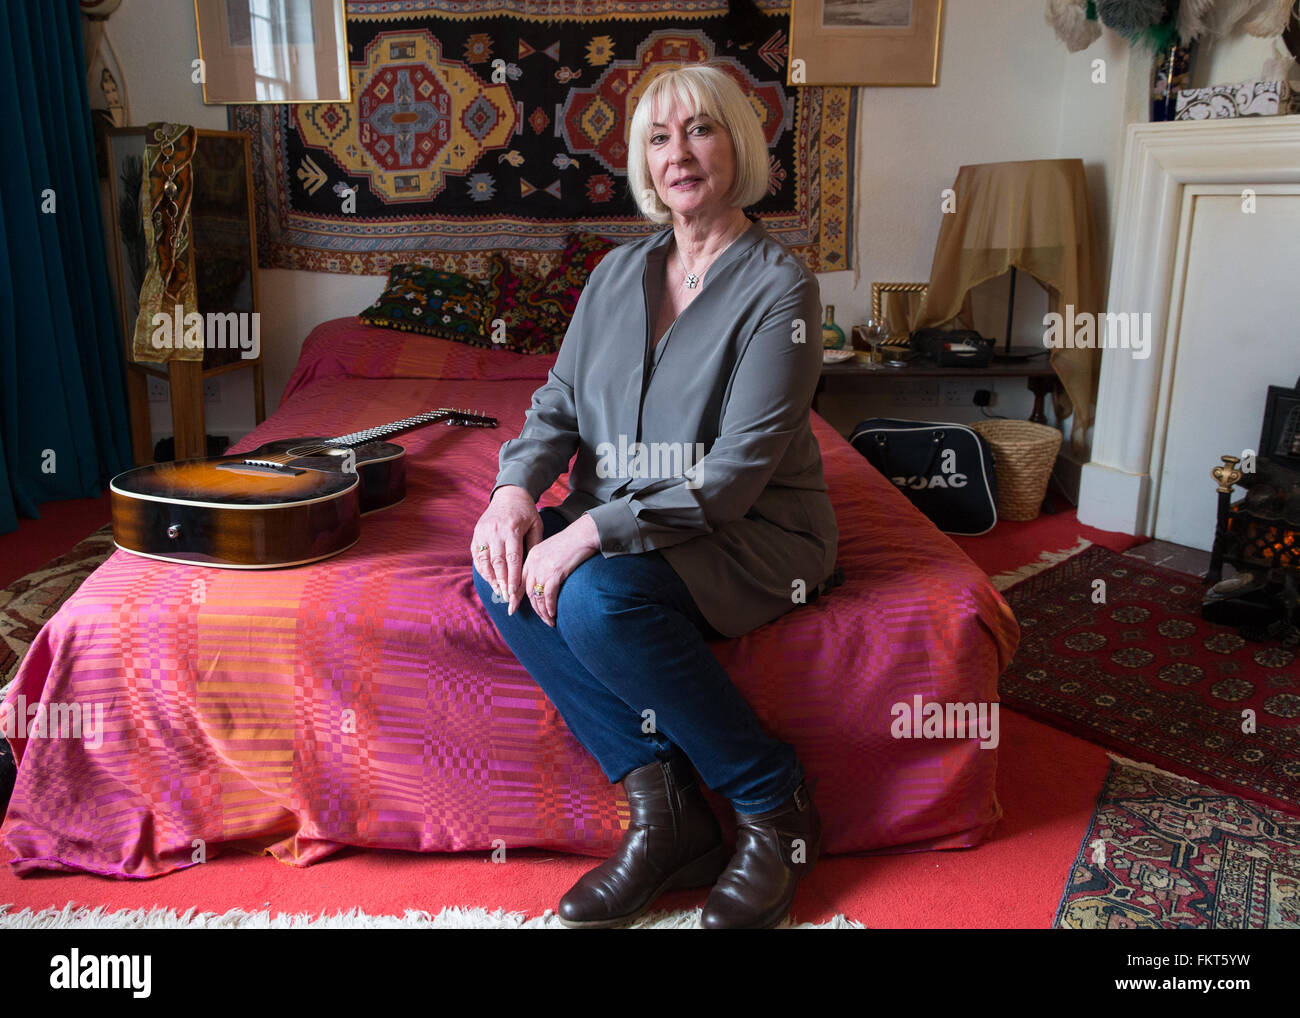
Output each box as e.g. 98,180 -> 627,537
100,0 -> 1295,448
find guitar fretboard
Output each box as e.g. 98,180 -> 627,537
323,409 -> 492,448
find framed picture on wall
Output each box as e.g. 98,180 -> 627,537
193,0 -> 351,103
104,127 -> 149,354
788,0 -> 944,86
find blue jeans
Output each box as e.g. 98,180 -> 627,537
472,508 -> 803,814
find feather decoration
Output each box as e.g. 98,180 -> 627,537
1095,0 -> 1168,36
1261,40 -> 1297,77
1195,0 -> 1284,37
1053,0 -> 1297,50
1244,0 -> 1298,37
1046,0 -> 1104,51
1176,0 -> 1218,41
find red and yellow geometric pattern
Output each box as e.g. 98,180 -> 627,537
230,0 -> 856,277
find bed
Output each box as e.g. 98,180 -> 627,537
1,317 -> 1019,878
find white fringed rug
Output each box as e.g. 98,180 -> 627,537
0,904 -> 866,930
988,536 -> 1093,591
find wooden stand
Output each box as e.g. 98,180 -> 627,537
105,127 -> 265,465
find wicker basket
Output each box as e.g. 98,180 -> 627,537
971,420 -> 1063,522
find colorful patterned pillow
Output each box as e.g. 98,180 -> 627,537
358,264 -> 493,348
480,255 -> 566,355
527,232 -> 617,324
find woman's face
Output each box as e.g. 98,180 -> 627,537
645,97 -> 736,221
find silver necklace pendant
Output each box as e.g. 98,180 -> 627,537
684,273 -> 699,289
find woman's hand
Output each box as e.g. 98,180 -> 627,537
520,514 -> 601,627
472,485 -> 544,615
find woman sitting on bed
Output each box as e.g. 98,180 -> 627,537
470,63 -> 837,930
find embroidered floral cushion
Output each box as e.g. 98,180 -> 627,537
358,264 -> 493,347
526,232 -> 617,324
480,255 -> 566,354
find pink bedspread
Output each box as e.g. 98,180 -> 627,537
2,320 -> 1018,878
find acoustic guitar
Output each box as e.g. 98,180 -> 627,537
110,408 -> 497,569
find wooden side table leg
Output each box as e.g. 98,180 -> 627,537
1027,377 -> 1054,424
168,359 -> 205,460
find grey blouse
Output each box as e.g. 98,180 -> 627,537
491,218 -> 838,638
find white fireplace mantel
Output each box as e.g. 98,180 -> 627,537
1078,115 -> 1300,538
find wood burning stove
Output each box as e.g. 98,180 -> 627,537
1204,376 -> 1300,642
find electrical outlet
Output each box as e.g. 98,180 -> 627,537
890,381 -> 938,408
203,379 -> 221,404
146,375 -> 168,402
941,379 -> 977,408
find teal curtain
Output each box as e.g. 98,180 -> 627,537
0,0 -> 132,534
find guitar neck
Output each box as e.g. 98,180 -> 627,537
323,409 -> 490,447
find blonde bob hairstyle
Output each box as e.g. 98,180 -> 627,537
625,64 -> 769,225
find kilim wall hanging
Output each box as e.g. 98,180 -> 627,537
228,0 -> 857,278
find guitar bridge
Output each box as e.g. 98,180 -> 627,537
215,461 -> 306,477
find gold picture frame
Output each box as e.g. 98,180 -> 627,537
193,0 -> 351,104
788,0 -> 943,87
872,281 -> 928,339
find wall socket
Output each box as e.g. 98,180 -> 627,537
889,381 -> 939,408
203,379 -> 221,404
941,380 -> 980,407
146,375 -> 168,402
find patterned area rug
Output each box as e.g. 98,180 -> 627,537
1056,755 -> 1300,929
230,0 -> 856,276
0,525 -> 115,696
1000,544 -> 1300,815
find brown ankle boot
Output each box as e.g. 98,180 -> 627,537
700,779 -> 821,930
558,749 -> 728,929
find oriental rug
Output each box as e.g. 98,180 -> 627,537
999,544 -> 1300,815
1055,755 -> 1300,929
229,0 -> 856,277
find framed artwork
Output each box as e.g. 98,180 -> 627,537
788,0 -> 943,86
193,0 -> 351,103
104,127 -> 149,358
872,281 -> 928,335
1261,379 -> 1300,470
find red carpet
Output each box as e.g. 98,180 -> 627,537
949,505 -> 1145,576
0,706 -> 1108,928
0,507 -> 1127,927
0,493 -> 111,589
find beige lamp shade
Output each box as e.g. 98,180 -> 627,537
914,158 -> 1102,452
